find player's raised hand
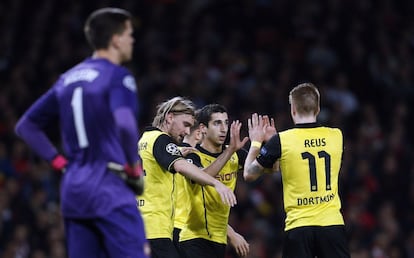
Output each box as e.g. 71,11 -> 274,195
247,113 -> 265,143
228,120 -> 249,152
262,115 -> 277,142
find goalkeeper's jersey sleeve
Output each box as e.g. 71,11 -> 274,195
257,123 -> 345,231
137,127 -> 184,239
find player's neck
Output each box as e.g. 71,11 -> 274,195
183,137 -> 198,148
200,140 -> 222,154
293,115 -> 316,124
92,49 -> 121,65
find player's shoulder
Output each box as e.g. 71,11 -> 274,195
110,65 -> 136,92
65,58 -> 132,77
142,127 -> 172,145
321,126 -> 343,135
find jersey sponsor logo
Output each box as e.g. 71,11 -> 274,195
123,75 -> 137,92
166,143 -> 181,156
215,171 -> 237,182
297,193 -> 335,206
304,138 -> 326,148
64,68 -> 99,86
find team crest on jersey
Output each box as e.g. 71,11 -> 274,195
166,143 -> 180,155
123,75 -> 137,92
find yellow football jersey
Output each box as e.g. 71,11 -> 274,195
278,126 -> 345,231
137,127 -> 183,239
174,158 -> 192,230
180,147 -> 240,244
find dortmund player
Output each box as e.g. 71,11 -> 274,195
179,104 -> 250,258
138,97 -> 237,258
244,83 -> 350,258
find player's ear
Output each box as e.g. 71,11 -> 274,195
111,34 -> 121,49
199,123 -> 207,134
290,102 -> 296,116
315,106 -> 320,116
165,112 -> 174,124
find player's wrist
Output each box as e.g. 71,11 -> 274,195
250,141 -> 262,148
124,162 -> 144,178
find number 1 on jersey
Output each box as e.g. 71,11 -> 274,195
71,87 -> 89,148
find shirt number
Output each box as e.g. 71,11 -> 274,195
71,87 -> 89,148
301,151 -> 331,192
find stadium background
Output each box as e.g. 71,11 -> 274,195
0,0 -> 413,257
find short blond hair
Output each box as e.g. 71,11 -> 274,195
152,96 -> 196,127
289,83 -> 320,116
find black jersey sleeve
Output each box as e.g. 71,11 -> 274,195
185,152 -> 203,167
153,134 -> 183,173
256,134 -> 281,168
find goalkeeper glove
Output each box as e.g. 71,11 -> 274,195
51,154 -> 67,173
108,162 -> 144,195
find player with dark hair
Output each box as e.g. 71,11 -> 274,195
179,104 -> 250,258
244,83 -> 350,258
138,97 -> 237,258
15,7 -> 149,258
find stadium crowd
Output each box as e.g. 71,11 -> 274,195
0,0 -> 413,257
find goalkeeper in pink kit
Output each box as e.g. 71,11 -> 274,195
15,8 -> 149,258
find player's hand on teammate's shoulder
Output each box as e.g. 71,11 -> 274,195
180,146 -> 198,157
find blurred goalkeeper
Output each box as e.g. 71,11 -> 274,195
14,7 -> 149,258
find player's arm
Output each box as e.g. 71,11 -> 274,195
203,120 -> 249,177
109,72 -> 143,194
15,88 -> 67,171
153,135 -> 237,206
227,225 -> 249,257
244,113 -> 279,181
173,159 -> 237,207
244,113 -> 266,181
111,107 -> 144,194
244,144 -> 265,182
110,72 -> 140,167
112,107 -> 140,166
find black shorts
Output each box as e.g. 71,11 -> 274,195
173,227 -> 184,257
179,238 -> 226,258
282,225 -> 350,258
148,238 -> 180,258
